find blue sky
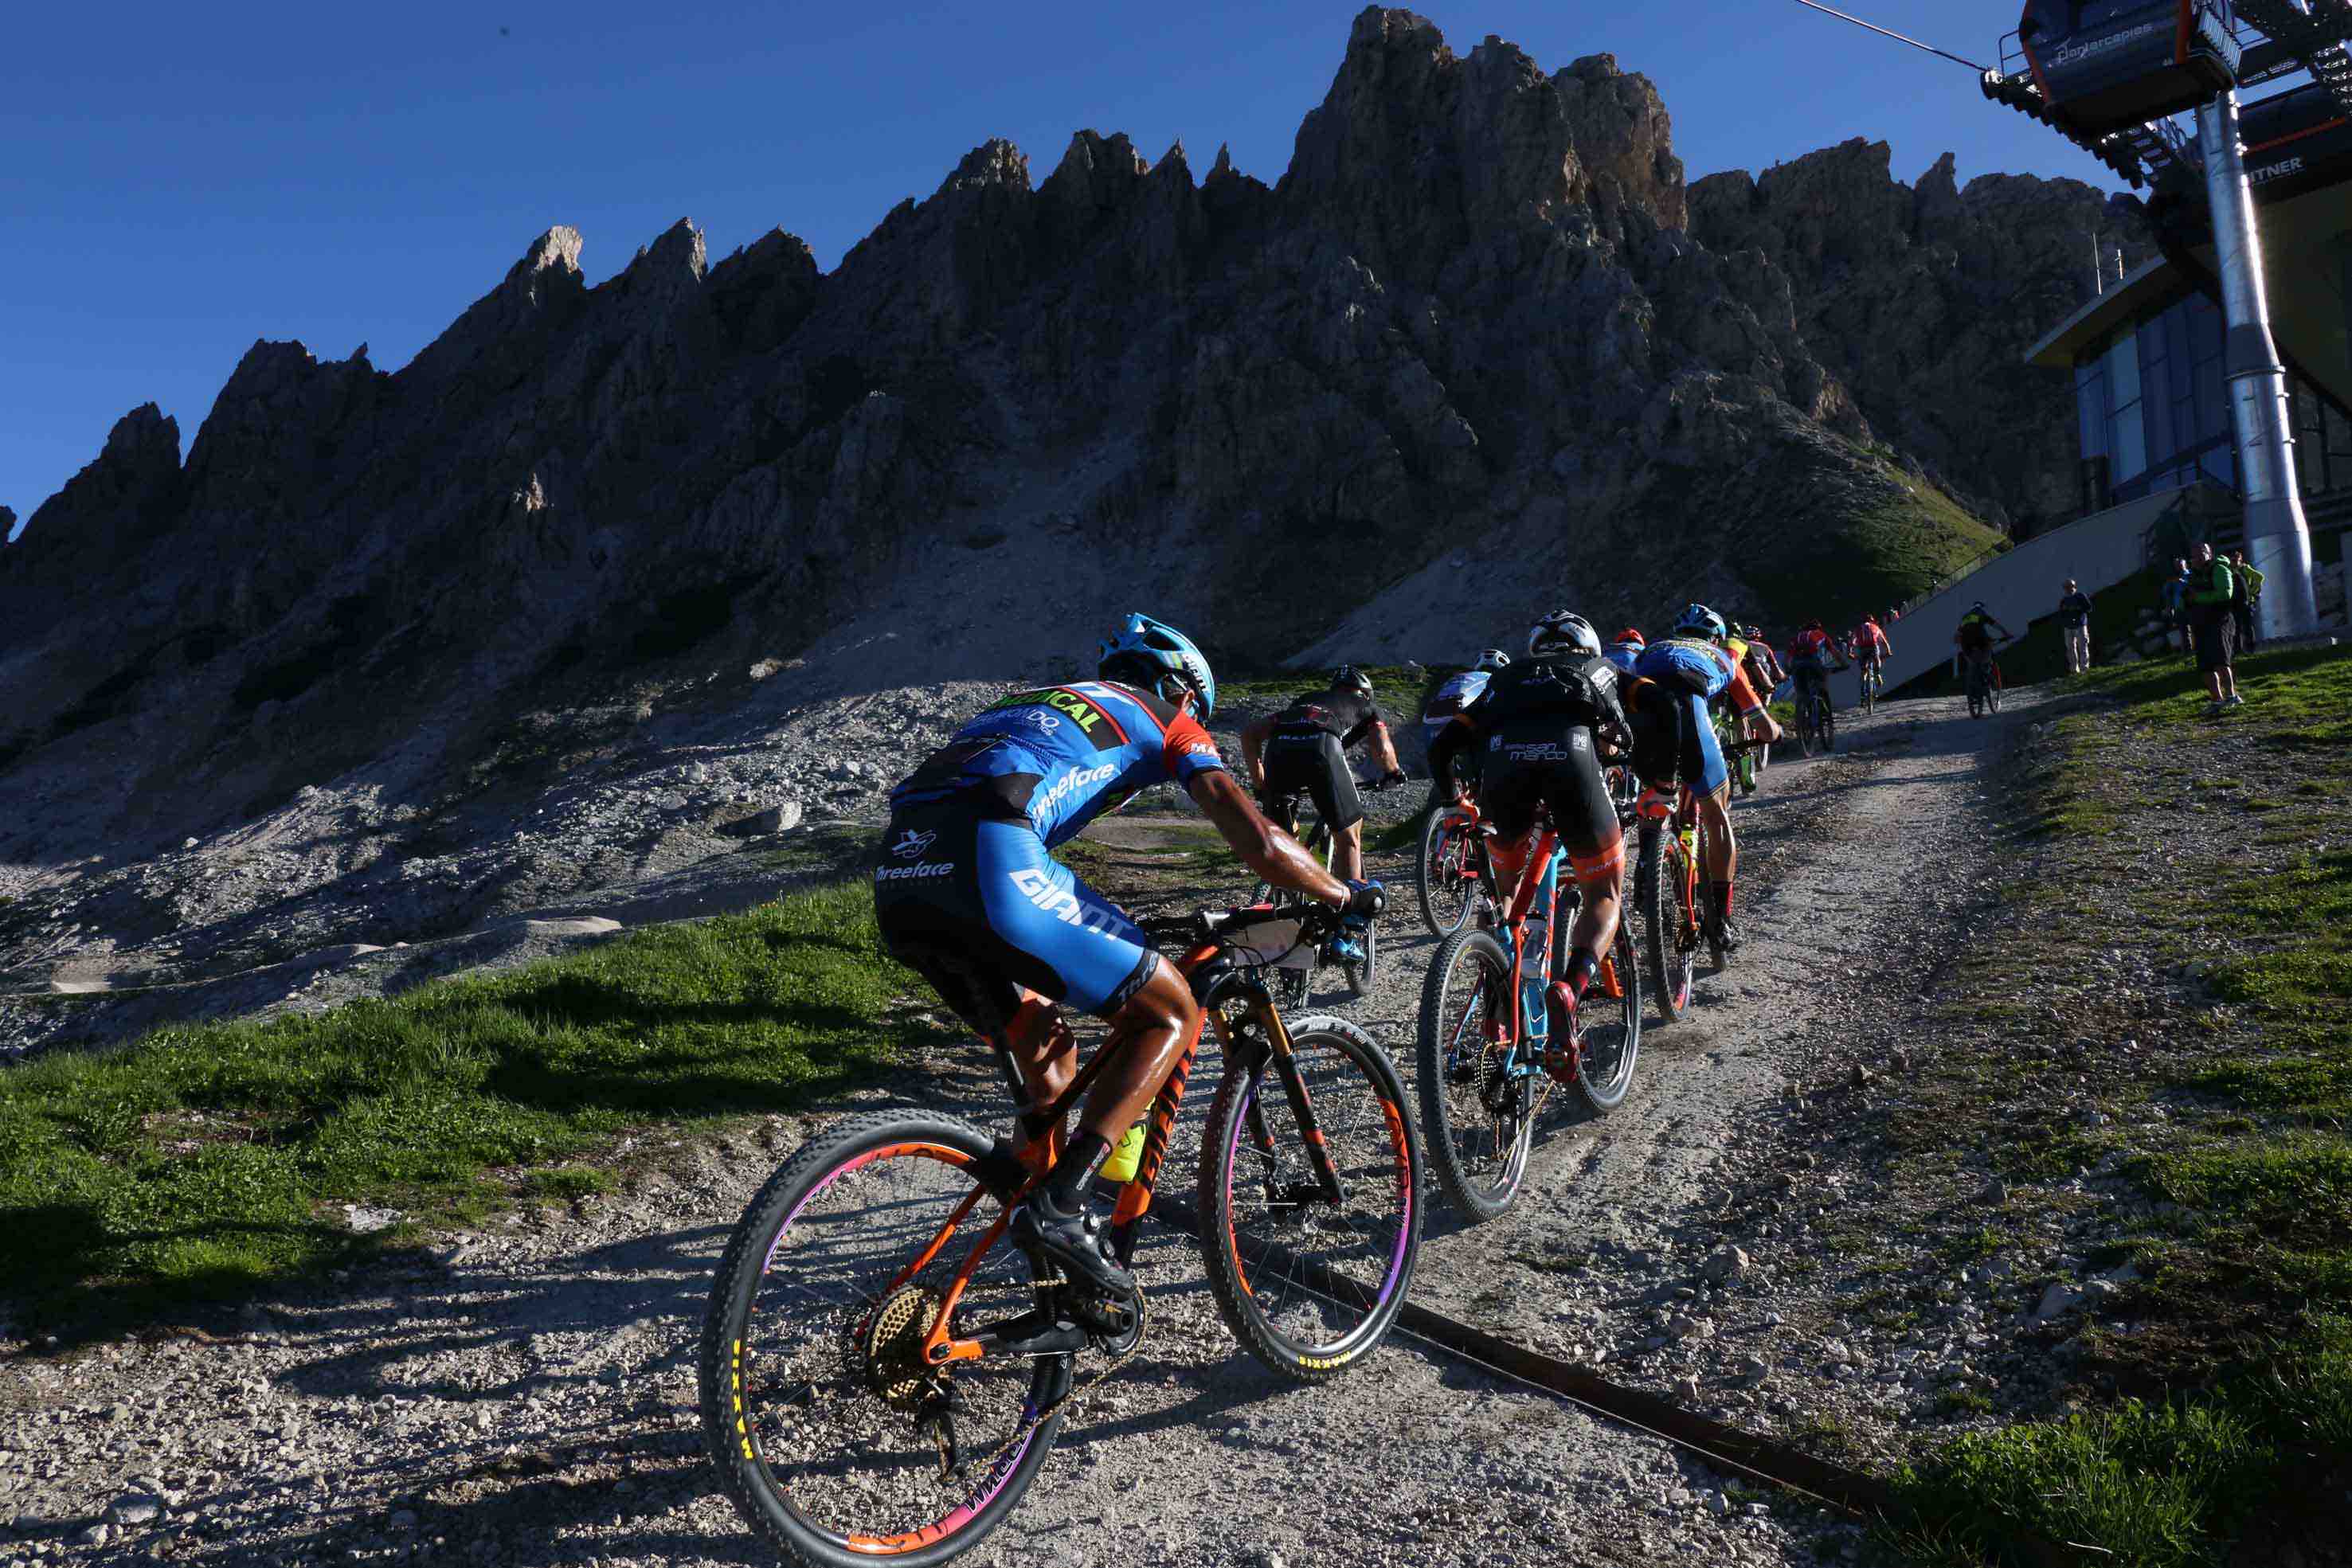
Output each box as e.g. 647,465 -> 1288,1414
1,1 -> 2123,538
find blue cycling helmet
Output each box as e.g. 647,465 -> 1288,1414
1673,603 -> 1728,641
1097,612 -> 1218,720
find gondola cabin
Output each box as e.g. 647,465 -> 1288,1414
2240,80 -> 2352,204
2014,1 -> 2241,135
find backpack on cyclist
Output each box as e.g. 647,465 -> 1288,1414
2228,561 -> 2250,611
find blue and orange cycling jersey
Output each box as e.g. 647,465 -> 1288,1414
1632,637 -> 1765,718
889,679 -> 1227,847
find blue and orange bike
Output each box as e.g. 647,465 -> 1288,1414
1413,796 -> 1644,1220
699,903 -> 1422,1567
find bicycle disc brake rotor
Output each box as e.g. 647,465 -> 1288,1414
863,1285 -> 947,1411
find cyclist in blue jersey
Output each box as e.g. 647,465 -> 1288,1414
1602,627 -> 1646,676
1626,606 -> 1781,953
877,613 -> 1385,1297
1417,650 -> 1509,804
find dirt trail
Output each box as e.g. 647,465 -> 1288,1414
0,693 -> 2030,1568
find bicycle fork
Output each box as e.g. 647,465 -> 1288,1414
1212,998 -> 1349,1208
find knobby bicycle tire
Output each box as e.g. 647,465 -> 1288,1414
1197,1015 -> 1422,1379
1640,827 -> 1691,1024
1415,807 -> 1483,938
1569,890 -> 1645,1116
1700,815 -> 1728,971
1415,926 -> 1533,1220
699,1112 -> 1066,1568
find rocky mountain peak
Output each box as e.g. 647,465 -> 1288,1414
0,6 -> 2134,868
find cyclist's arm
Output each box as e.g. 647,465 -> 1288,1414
1425,716 -> 1473,802
1188,768 -> 1348,907
1239,717 -> 1272,794
1364,718 -> 1404,779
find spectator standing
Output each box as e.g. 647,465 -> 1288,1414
2229,547 -> 2265,652
2057,579 -> 2094,675
2162,558 -> 2193,653
2186,542 -> 2241,709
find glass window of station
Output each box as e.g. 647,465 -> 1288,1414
2072,289 -> 2235,512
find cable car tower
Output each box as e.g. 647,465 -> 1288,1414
1982,2 -> 2352,639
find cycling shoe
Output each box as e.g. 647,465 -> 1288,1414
1330,933 -> 1368,965
1011,1189 -> 1134,1296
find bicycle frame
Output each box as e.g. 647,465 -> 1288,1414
1485,822 -> 1626,1058
892,936 -> 1348,1372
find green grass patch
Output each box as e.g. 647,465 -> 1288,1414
0,882 -> 915,1329
1896,642 -> 2352,1566
1746,454 -> 2006,633
1888,1316 -> 2352,1566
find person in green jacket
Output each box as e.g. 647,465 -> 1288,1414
2186,542 -> 2241,709
2229,547 -> 2266,652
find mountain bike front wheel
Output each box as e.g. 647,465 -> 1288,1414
1341,918 -> 1377,997
699,1113 -> 1065,1568
1199,1015 -> 1422,1380
1415,927 -> 1534,1219
1640,827 -> 1692,1024
1568,893 -> 1644,1116
1415,807 -> 1483,937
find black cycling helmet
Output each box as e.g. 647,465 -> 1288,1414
1332,665 -> 1374,698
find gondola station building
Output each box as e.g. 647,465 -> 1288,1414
1992,1 -> 2352,631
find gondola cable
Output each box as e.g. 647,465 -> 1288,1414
1787,0 -> 1993,74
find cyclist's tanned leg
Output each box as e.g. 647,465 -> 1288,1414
1002,959 -> 1199,1148
1698,779 -> 1736,895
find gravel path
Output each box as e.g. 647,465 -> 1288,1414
1,692 -> 2031,1568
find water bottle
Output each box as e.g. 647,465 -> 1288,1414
1101,1121 -> 1147,1183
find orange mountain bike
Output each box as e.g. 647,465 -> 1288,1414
1414,801 -> 1643,1220
698,904 -> 1423,1568
1638,740 -> 1754,1023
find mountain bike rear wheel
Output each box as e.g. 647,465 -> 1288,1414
1199,1015 -> 1421,1380
1568,893 -> 1645,1116
1639,827 -> 1692,1024
1415,927 -> 1533,1219
700,1113 -> 1064,1568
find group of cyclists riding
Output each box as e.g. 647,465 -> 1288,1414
714,600 -> 2043,1561
870,603 -> 1815,1295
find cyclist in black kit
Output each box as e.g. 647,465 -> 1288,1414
1241,665 -> 1407,903
1424,612 -> 1630,1083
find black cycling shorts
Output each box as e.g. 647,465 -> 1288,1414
1262,728 -> 1363,832
1477,723 -> 1626,885
872,805 -> 1159,1031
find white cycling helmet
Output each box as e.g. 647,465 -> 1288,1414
1473,648 -> 1511,673
1528,611 -> 1602,659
